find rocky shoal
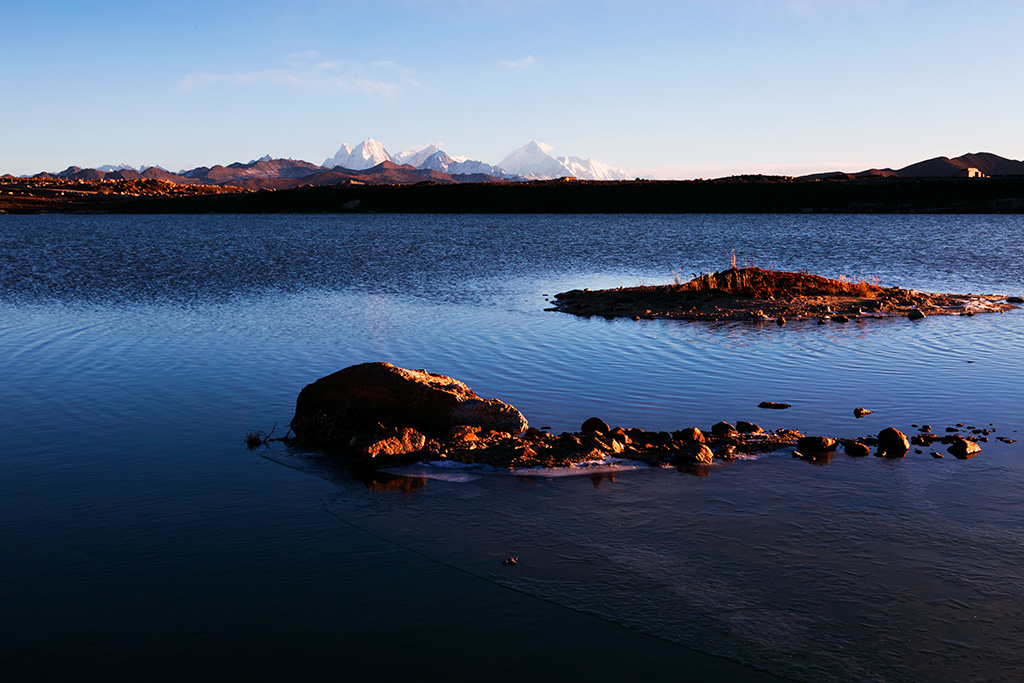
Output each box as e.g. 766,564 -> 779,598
274,362 -> 1009,470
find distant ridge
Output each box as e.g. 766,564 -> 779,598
801,152 -> 1024,180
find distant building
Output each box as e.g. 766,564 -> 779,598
954,167 -> 988,178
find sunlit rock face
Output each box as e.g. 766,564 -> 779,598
289,362 -> 529,454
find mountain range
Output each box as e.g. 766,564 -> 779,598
22,143 -> 1024,190
28,139 -> 629,189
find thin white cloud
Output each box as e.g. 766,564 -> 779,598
178,53 -> 411,96
537,141 -> 555,153
497,55 -> 537,70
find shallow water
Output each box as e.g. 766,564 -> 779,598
2,213 -> 1023,681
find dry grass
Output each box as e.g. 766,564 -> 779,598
672,266 -> 882,298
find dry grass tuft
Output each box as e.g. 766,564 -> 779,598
672,267 -> 882,299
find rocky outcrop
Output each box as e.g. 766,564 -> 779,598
290,362 -> 528,462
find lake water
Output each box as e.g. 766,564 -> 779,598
2,213 -> 1023,682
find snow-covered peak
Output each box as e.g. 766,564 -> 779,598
495,140 -> 628,180
96,163 -> 138,173
323,138 -> 393,170
394,144 -> 442,168
497,140 -> 572,179
556,155 -> 629,181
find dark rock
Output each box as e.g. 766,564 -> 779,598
711,421 -> 736,436
878,427 -> 910,458
832,315 -> 850,323
947,437 -> 981,459
931,451 -> 944,458
797,436 -> 837,452
854,408 -> 873,418
1006,296 -> 1024,304
581,416 -> 611,434
290,362 -> 528,449
777,316 -> 786,326
609,426 -> 631,445
674,427 -> 706,443
736,421 -> 763,434
907,309 -> 926,320
676,443 -> 714,465
758,401 -> 791,410
844,441 -> 871,457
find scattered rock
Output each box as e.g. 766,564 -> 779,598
736,421 -> 763,434
758,401 -> 791,410
674,427 -> 706,443
908,309 -> 926,320
877,427 -> 910,458
1007,296 -> 1024,304
797,436 -> 838,452
581,416 -> 610,434
832,314 -> 850,323
844,441 -> 871,457
947,437 -> 981,459
711,421 -> 737,436
363,427 -> 427,464
677,443 -> 715,464
502,557 -> 518,566
931,451 -> 944,458
854,408 -> 873,418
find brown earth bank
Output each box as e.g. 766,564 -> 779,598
0,176 -> 242,212
551,267 -> 1020,322
263,362 -> 1010,472
5,175 -> 1024,214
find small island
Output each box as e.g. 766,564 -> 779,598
550,267 -> 1019,322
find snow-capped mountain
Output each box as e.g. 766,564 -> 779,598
323,138 -> 393,170
393,144 -> 442,167
497,140 -> 574,179
417,150 -> 510,178
96,163 -> 138,173
557,156 -> 629,181
496,140 -> 628,180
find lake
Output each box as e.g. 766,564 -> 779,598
2,213 -> 1023,682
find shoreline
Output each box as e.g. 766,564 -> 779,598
5,175 -> 1024,214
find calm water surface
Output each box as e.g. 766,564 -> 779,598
2,213 -> 1023,681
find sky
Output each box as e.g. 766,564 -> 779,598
2,0 -> 1023,178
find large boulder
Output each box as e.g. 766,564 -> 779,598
290,362 -> 528,449
877,427 -> 910,458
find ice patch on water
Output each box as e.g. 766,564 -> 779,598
383,457 -> 648,481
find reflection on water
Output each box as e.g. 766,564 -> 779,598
2,213 -> 1023,682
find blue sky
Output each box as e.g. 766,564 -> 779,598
3,0 -> 1022,178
